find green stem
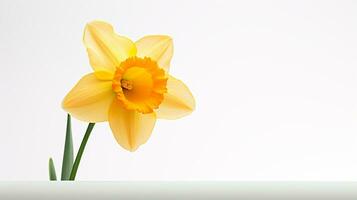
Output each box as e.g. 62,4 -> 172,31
69,123 -> 95,180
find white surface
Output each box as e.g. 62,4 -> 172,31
1,182 -> 356,200
1,0 -> 357,180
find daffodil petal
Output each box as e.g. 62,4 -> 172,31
109,100 -> 156,151
156,75 -> 195,119
135,35 -> 173,72
84,21 -> 137,73
94,70 -> 114,81
62,73 -> 115,122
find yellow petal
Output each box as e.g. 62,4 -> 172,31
109,100 -> 156,151
84,21 -> 137,73
62,73 -> 115,122
94,70 -> 114,81
156,75 -> 195,120
135,35 -> 173,72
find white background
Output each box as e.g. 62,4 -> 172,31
1,0 -> 357,180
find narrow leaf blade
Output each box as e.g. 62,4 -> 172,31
61,114 -> 74,180
48,158 -> 57,181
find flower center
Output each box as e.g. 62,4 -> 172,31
112,57 -> 168,113
120,79 -> 133,90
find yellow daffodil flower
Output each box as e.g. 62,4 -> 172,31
62,21 -> 195,152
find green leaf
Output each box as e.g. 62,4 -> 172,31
61,114 -> 74,180
48,158 -> 57,181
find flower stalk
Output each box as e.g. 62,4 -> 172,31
69,123 -> 95,180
